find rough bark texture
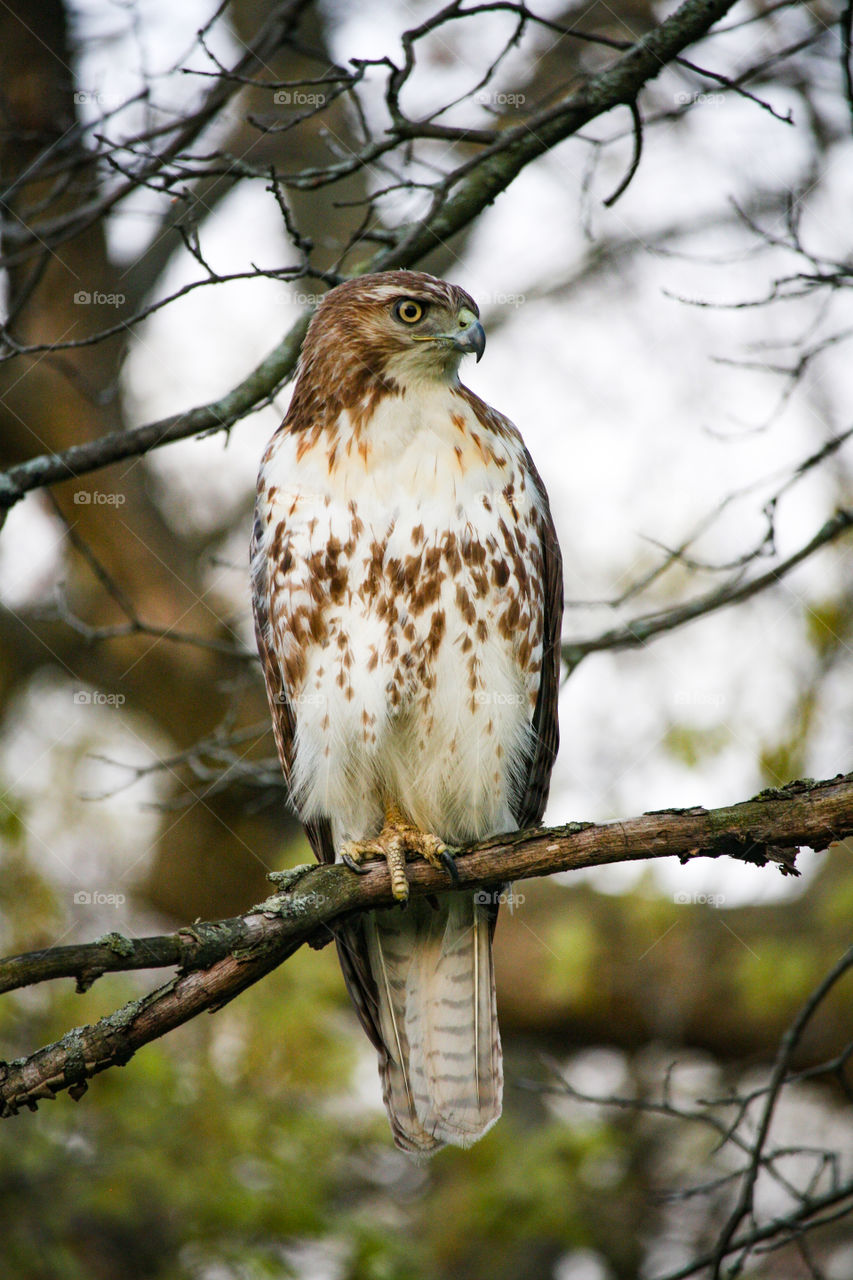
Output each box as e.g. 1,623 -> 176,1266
1,771 -> 850,1118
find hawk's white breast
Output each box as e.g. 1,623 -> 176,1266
254,381 -> 546,848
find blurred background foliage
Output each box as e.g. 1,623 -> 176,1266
1,0 -> 853,1277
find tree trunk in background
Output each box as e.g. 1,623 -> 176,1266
0,0 -> 307,918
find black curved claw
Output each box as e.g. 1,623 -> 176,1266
439,848 -> 460,886
341,853 -> 370,876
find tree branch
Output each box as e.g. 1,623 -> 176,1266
0,310 -> 310,522
370,0 -> 739,269
562,508 -> 853,669
0,0 -> 312,266
0,0 -> 738,520
710,942 -> 853,1278
3,770 -> 852,1118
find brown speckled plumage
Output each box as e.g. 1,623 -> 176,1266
252,270 -> 562,1152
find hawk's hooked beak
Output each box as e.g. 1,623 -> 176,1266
411,307 -> 487,362
450,316 -> 486,363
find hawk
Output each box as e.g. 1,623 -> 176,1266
252,270 -> 562,1153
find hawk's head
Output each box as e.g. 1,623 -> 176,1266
300,270 -> 485,390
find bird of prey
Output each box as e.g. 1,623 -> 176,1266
252,270 -> 562,1153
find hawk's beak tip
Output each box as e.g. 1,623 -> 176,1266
455,319 -> 486,363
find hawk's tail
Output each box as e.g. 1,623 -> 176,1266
363,893 -> 502,1154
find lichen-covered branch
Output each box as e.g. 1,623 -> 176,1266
3,770 -> 852,1118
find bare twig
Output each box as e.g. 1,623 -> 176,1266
0,0 -> 740,519
562,508 -> 853,670
709,944 -> 853,1279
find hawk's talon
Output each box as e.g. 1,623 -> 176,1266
341,852 -> 371,876
340,820 -> 455,903
439,848 -> 461,886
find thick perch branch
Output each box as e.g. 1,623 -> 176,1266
2,771 -> 852,1118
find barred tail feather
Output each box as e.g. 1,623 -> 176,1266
364,893 -> 502,1154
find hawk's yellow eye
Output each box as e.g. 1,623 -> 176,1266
394,299 -> 425,324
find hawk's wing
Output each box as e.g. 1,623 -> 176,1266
251,510 -> 387,1053
250,512 -> 334,866
512,451 -> 564,829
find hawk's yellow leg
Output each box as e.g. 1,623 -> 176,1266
340,801 -> 459,901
